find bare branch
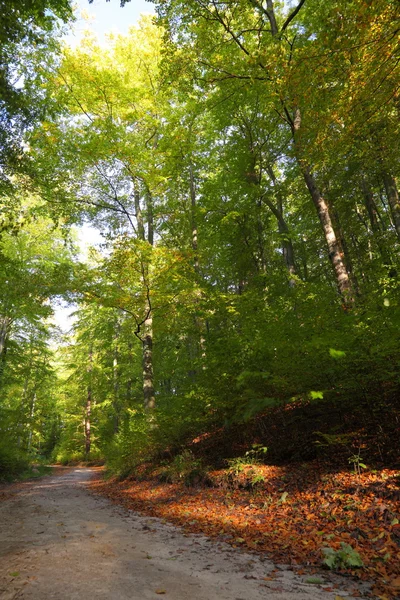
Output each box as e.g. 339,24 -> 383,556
281,0 -> 306,34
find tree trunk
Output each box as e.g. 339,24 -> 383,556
302,166 -> 353,302
85,387 -> 91,457
142,312 -> 155,413
0,316 -> 11,382
134,182 -> 145,241
362,179 -> 381,232
85,347 -> 92,457
189,164 -> 199,274
382,172 -> 400,240
146,188 -> 154,246
189,162 -> 206,366
288,106 -> 353,301
27,392 -> 36,452
264,165 -> 297,281
112,321 -> 120,433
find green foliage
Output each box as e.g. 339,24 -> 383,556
0,440 -> 30,481
348,452 -> 367,477
322,543 -> 364,570
158,450 -> 207,486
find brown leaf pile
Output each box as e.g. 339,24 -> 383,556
89,463 -> 400,599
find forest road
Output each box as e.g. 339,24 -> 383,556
0,468 -> 362,600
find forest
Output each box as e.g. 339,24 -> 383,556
0,0 -> 399,595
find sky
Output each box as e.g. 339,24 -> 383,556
66,0 -> 155,46
53,0 -> 154,333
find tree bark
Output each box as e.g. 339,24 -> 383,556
0,316 -> 11,382
362,179 -> 381,232
302,166 -> 353,301
112,320 -> 120,433
85,347 -> 92,457
142,311 -> 155,413
265,164 -> 297,281
189,164 -> 199,274
134,182 -> 145,241
289,106 -> 353,302
146,187 -> 154,247
382,172 -> 400,240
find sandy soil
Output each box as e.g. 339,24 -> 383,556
0,468 -> 370,600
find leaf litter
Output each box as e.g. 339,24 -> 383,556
89,462 -> 400,599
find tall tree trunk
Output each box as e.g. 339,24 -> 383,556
113,321 -> 120,433
146,187 -> 154,247
189,164 -> 199,274
126,339 -> 133,403
85,347 -> 92,457
142,310 -> 155,413
0,316 -> 11,382
265,165 -> 297,281
361,180 -> 394,269
382,172 -> 400,240
301,166 -> 353,301
259,1 -> 352,301
27,392 -> 36,452
189,162 -> 206,367
134,181 -> 145,241
362,179 -> 381,232
133,179 -> 156,414
290,106 -> 353,301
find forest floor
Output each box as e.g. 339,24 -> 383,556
0,467 -> 383,600
89,463 -> 400,600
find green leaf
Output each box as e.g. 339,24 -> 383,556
329,348 -> 346,359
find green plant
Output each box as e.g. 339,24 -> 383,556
348,450 -> 367,477
305,577 -> 323,584
322,543 -> 364,570
227,444 -> 268,475
158,450 -> 208,486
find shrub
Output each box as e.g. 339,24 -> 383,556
0,440 -> 30,481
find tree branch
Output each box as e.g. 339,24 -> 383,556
281,0 -> 306,34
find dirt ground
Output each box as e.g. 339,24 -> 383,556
0,468 -> 371,600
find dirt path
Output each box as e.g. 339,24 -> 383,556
0,468 -> 367,600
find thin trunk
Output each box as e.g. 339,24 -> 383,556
189,164 -> 199,274
134,182 -> 145,241
85,347 -> 92,457
113,321 -> 120,433
189,163 -> 206,366
256,197 -> 267,272
362,179 -> 380,232
142,311 -> 155,413
265,165 -> 297,281
146,188 -> 154,246
85,388 -> 91,457
331,205 -> 359,295
361,181 -> 393,268
135,180 -> 156,413
382,172 -> 400,240
27,392 -> 36,452
0,316 -> 11,382
126,340 -> 133,403
0,317 -> 10,356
